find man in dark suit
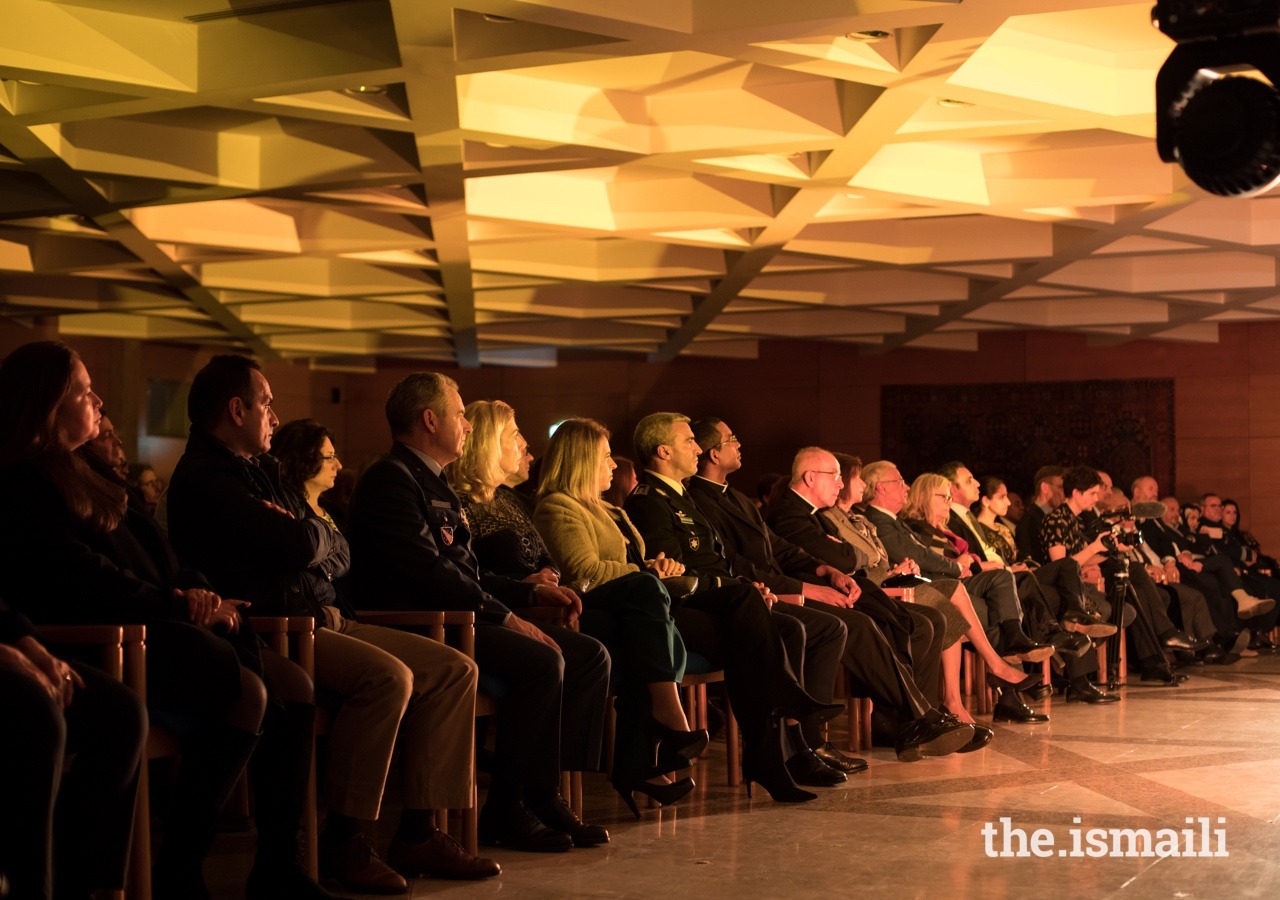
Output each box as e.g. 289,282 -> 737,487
1015,466 -> 1063,563
624,413 -> 972,773
691,422 -> 967,768
686,419 -> 860,782
345,372 -> 610,853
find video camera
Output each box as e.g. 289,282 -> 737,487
1153,0 -> 1280,196
1085,501 -> 1168,553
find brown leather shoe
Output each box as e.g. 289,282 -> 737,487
319,833 -> 408,895
387,830 -> 501,880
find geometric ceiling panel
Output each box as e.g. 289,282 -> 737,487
2,0 -> 1279,365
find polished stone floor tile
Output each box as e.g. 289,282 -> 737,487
204,656 -> 1280,899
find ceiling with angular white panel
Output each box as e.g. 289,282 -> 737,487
1,0 -> 1277,367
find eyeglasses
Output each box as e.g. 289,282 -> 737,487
932,492 -> 952,500
808,470 -> 843,480
709,435 -> 740,450
879,478 -> 905,486
321,453 -> 339,462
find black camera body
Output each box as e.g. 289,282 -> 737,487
1153,1 -> 1280,196
1154,0 -> 1280,42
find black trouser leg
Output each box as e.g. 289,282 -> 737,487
473,625 -> 564,800
153,724 -> 260,899
817,604 -> 935,720
0,667 -> 64,900
55,664 -> 145,899
674,582 -> 803,750
249,700 -> 314,868
774,604 -> 846,746
535,626 -> 609,774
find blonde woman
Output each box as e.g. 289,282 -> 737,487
899,473 -> 1044,725
454,409 -> 706,819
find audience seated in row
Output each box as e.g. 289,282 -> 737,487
4,337 -> 1279,900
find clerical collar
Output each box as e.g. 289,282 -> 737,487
646,470 -> 686,496
693,475 -> 728,493
404,444 -> 445,477
790,489 -> 819,514
869,503 -> 897,520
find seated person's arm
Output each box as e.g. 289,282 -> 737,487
533,496 -> 638,588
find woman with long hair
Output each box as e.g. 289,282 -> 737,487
451,407 -> 704,818
0,341 -> 330,900
899,473 -> 1043,725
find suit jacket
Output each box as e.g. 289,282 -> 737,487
766,489 -> 869,577
168,428 -> 348,621
1015,503 -> 1048,563
345,442 -> 526,624
863,504 -> 964,578
1140,519 -> 1188,561
622,471 -> 745,593
686,476 -> 821,595
947,508 -> 994,563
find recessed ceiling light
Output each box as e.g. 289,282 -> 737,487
482,14 -> 515,23
484,142 -> 512,149
343,85 -> 386,95
936,98 -> 974,108
844,30 -> 891,42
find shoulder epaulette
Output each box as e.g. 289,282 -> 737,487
632,483 -> 650,495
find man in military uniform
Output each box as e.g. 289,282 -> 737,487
624,413 -> 972,770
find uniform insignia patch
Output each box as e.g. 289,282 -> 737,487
633,484 -> 650,495
431,499 -> 452,508
440,526 -> 454,546
689,537 -> 700,550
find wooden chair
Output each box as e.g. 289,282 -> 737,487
247,617 -> 319,877
679,658 -> 739,785
41,624 -> 158,900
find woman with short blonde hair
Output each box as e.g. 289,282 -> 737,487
534,418 -> 708,816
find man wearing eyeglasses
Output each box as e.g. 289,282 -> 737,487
686,426 -> 972,766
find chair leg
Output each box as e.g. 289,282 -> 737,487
696,685 -> 710,758
462,782 -> 479,857
1118,626 -> 1127,685
1097,642 -> 1108,685
724,695 -> 740,787
603,701 -> 616,781
859,699 -> 872,750
126,756 -> 152,900
303,748 -> 318,880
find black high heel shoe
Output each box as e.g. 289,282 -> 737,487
650,719 -> 709,760
985,671 -> 1042,693
614,778 -> 695,820
743,724 -> 818,803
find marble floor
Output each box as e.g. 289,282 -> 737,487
207,655 -> 1280,900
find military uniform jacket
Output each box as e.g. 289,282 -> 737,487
345,442 -> 531,625
623,471 -> 746,594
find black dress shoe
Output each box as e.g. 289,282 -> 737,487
1139,666 -> 1186,685
1062,611 -> 1117,638
992,692 -> 1049,723
528,794 -> 609,847
957,724 -> 994,753
1065,681 -> 1120,704
814,742 -> 868,774
895,715 -> 974,762
1001,633 -> 1055,663
985,670 -> 1042,693
1160,631 -> 1198,651
786,747 -> 846,786
477,801 -> 573,853
1048,630 -> 1093,659
1020,682 -> 1054,701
